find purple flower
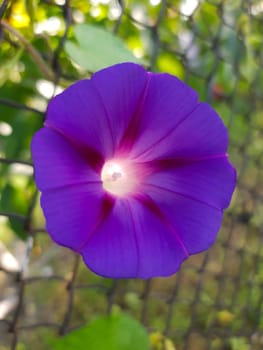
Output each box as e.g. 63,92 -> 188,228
31,63 -> 236,278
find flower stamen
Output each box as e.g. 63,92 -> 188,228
101,159 -> 139,197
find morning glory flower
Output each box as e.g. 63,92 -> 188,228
31,63 -> 236,278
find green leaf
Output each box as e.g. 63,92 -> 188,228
0,184 -> 28,240
229,337 -> 249,350
25,0 -> 37,29
0,48 -> 24,87
50,313 -> 149,350
65,24 -> 146,72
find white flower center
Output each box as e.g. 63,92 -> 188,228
101,159 -> 138,197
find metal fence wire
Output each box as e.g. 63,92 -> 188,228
0,0 -> 263,349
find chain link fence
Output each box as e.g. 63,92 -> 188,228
0,0 -> 263,349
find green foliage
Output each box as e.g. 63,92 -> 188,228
0,183 -> 28,239
229,337 -> 249,350
65,24 -> 146,72
49,313 -> 149,350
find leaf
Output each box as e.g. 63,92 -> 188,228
65,24 -> 146,72
25,0 -> 37,29
0,184 -> 28,240
229,337 -> 249,350
50,313 -> 149,350
0,48 -> 23,87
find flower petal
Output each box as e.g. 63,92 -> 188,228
31,128 -> 100,191
91,62 -> 148,151
44,79 -> 114,161
129,72 -> 199,159
144,157 -> 236,210
40,185 -> 112,251
81,197 -> 188,278
134,102 -> 228,161
144,185 -> 225,255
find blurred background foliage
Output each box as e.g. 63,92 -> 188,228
0,0 -> 263,349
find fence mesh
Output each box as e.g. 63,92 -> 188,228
0,0 -> 263,349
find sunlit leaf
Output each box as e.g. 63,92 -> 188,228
9,0 -> 31,28
229,337 -> 249,350
65,24 -> 146,72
